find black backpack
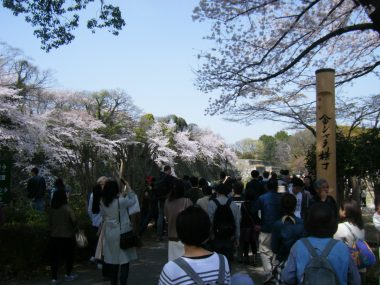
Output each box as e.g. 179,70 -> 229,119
212,198 -> 236,238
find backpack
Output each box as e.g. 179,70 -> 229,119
301,238 -> 339,285
173,254 -> 226,285
344,224 -> 376,269
212,198 -> 236,238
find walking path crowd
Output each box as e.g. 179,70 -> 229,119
24,166 -> 380,285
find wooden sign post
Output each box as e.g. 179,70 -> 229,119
316,68 -> 337,200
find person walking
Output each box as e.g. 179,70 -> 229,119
165,179 -> 193,260
334,198 -> 366,283
159,206 -> 231,285
281,203 -> 360,285
100,179 -> 138,285
27,167 -> 46,212
49,185 -> 78,284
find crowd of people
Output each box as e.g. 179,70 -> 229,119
25,165 -> 379,285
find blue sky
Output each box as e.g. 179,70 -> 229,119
0,1 -> 378,144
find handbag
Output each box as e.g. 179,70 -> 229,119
120,230 -> 139,249
75,230 -> 88,248
345,224 -> 376,269
118,198 -> 139,249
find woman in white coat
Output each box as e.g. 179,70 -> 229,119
333,198 -> 365,282
100,179 -> 138,285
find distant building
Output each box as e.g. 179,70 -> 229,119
236,159 -> 280,182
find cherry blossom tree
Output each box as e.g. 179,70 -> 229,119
193,0 -> 380,132
2,0 -> 126,51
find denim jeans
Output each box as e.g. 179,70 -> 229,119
32,198 -> 45,212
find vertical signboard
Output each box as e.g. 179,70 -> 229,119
0,160 -> 11,204
316,69 -> 337,199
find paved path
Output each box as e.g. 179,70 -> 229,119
13,235 -> 266,285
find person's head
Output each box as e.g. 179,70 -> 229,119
340,198 -> 363,229
314,178 -> 329,197
305,203 -> 337,237
189,176 -> 199,187
51,189 -> 67,209
146,175 -> 154,186
31,167 -> 39,176
54,178 -> 65,191
198,177 -> 208,188
215,183 -> 230,196
281,169 -> 290,182
97,176 -> 108,190
263,171 -> 270,179
202,185 -> 213,196
251,170 -> 260,179
220,171 -> 227,181
281,193 -> 297,215
375,193 -> 380,213
267,177 -> 278,192
271,172 -> 278,180
231,272 -> 255,285
232,181 -> 244,196
163,165 -> 171,175
168,179 -> 185,201
292,177 -> 304,194
102,180 -> 119,207
176,206 -> 211,246
303,175 -> 312,187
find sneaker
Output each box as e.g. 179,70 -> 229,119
97,263 -> 103,270
51,280 -> 60,284
64,274 -> 78,282
89,256 -> 96,263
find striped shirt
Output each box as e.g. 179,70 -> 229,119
159,252 -> 230,285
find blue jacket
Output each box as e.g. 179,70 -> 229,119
252,191 -> 282,233
271,215 -> 304,262
281,237 -> 360,285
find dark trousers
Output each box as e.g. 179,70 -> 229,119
212,237 -> 234,269
50,236 -> 75,280
106,263 -> 129,285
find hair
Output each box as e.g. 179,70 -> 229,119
54,178 -> 65,192
292,177 -> 304,188
97,176 -> 108,185
304,175 -> 312,182
263,171 -> 270,179
198,177 -> 208,188
233,181 -> 244,195
163,165 -> 171,172
267,177 -> 278,192
176,206 -> 211,246
168,179 -> 185,201
251,170 -> 260,178
31,167 -> 39,175
271,172 -> 278,180
102,180 -> 119,207
189,176 -> 199,187
340,198 -> 364,229
202,185 -> 213,196
51,189 -> 67,209
375,194 -> 380,211
314,178 -> 328,190
92,184 -> 102,214
215,183 -> 230,196
220,171 -> 227,180
281,193 -> 297,215
280,169 -> 290,176
305,203 -> 337,237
